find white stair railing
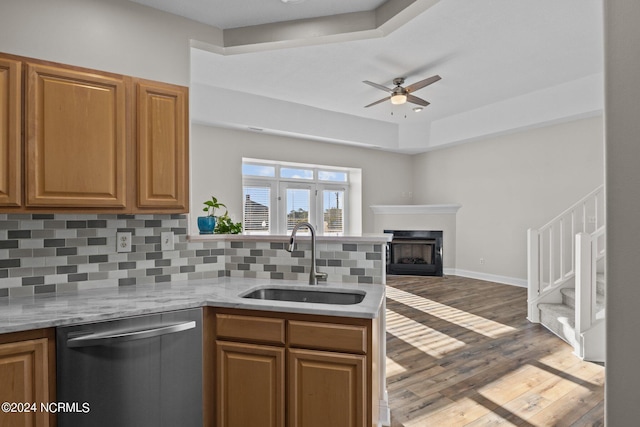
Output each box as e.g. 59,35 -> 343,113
575,226 -> 606,361
527,186 -> 604,322
575,227 -> 606,338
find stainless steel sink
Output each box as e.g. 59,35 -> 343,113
241,288 -> 365,305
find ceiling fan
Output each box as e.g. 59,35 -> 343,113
363,75 -> 441,108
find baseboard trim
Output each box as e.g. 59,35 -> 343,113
445,268 -> 527,288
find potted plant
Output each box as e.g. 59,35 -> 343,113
214,211 -> 243,234
197,196 -> 226,234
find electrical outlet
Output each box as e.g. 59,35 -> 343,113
480,257 -> 485,265
161,231 -> 174,251
116,232 -> 132,253
587,216 -> 597,224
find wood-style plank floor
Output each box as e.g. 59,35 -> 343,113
385,275 -> 604,427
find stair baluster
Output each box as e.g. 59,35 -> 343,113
527,186 -> 605,362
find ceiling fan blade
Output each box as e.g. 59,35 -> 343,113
407,94 -> 430,107
365,96 -> 390,108
405,75 -> 441,93
363,80 -> 393,93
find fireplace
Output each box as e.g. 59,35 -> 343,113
385,230 -> 443,276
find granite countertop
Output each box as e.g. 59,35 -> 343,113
188,233 -> 393,243
0,278 -> 385,334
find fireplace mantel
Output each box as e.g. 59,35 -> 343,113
370,204 -> 462,215
370,204 -> 460,273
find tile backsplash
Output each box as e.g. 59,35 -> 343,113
0,214 -> 383,298
224,240 -> 383,284
0,213 -> 225,298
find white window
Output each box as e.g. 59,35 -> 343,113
242,163 -> 275,177
318,170 -> 348,182
321,188 -> 345,235
242,159 -> 353,235
280,167 -> 313,180
243,184 -> 273,234
281,183 -> 312,233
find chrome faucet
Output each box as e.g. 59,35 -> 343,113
286,222 -> 328,285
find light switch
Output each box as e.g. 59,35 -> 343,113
117,232 -> 132,253
161,231 -> 174,251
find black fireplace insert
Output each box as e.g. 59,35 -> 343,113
385,230 -> 443,276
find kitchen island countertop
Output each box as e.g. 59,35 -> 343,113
0,277 -> 385,334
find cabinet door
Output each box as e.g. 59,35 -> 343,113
0,339 -> 50,427
0,57 -> 21,207
26,63 -> 127,207
136,80 -> 188,211
289,348 -> 366,427
217,341 -> 285,427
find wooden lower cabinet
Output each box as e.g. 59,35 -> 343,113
288,349 -> 366,427
214,309 -> 375,427
217,341 -> 285,427
0,331 -> 54,427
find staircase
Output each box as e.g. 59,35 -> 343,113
538,273 -> 605,355
527,186 -> 606,362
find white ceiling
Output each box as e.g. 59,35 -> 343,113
130,0 -> 604,153
129,0 -> 387,29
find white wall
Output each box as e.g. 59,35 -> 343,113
190,80 -> 399,151
0,0 -> 414,235
604,1 -> 640,424
412,116 -> 604,284
191,124 -> 414,233
0,0 -> 221,85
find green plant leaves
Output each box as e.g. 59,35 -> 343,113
203,196 -> 227,217
214,211 -> 243,234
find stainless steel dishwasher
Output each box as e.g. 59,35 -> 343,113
56,308 -> 203,427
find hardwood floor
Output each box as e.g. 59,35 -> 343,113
385,275 -> 604,427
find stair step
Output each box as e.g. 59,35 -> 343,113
538,302 -> 578,347
561,288 -> 605,313
561,288 -> 575,309
596,273 -> 605,295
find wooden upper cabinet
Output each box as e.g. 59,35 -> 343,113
25,63 -> 127,208
0,57 -> 21,207
136,80 -> 188,211
0,52 -> 190,213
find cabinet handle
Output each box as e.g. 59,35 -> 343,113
66,321 -> 196,348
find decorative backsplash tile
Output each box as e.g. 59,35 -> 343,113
224,240 -> 383,284
0,214 -> 384,298
0,214 -> 224,298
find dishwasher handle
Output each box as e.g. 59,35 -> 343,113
66,321 -> 196,348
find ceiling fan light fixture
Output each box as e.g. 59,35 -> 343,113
390,93 -> 407,105
363,75 -> 440,109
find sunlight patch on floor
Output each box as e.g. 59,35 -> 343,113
476,363 -> 552,404
386,285 -> 517,338
534,357 -> 604,389
401,396 -> 490,427
386,308 -> 466,358
385,357 -> 407,377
